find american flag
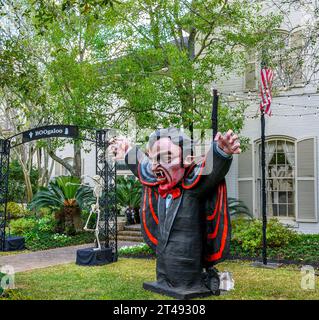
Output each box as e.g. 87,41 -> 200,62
259,67 -> 274,116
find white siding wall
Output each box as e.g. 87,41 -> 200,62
223,92 -> 319,233
213,2 -> 319,233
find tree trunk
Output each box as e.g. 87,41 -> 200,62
48,149 -> 76,176
73,140 -> 82,178
62,206 -> 82,235
23,169 -> 33,202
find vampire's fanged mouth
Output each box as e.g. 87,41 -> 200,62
154,169 -> 167,181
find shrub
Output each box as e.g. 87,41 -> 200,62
0,273 -> 4,296
25,232 -> 95,251
6,202 -> 32,219
37,215 -> 56,233
231,218 -> 298,254
9,218 -> 37,236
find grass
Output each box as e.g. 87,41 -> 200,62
0,250 -> 30,256
2,259 -> 319,300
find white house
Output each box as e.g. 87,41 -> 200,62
218,2 -> 319,233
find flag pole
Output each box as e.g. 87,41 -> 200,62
212,89 -> 219,140
252,65 -> 279,269
260,109 -> 267,265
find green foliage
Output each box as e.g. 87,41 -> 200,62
8,213 -> 94,251
29,176 -> 95,212
231,218 -> 298,254
5,202 -> 32,219
116,176 -> 142,210
8,160 -> 39,203
103,0 -> 282,135
230,231 -> 319,264
25,231 -> 95,251
9,218 -> 38,236
9,214 -> 56,237
0,273 -> 4,296
36,215 -> 56,233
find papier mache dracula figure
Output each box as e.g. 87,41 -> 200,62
110,127 -> 241,299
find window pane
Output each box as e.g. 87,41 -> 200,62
288,204 -> 295,217
273,204 -> 278,216
287,191 -> 294,203
277,153 -> 286,164
279,204 -> 287,216
277,141 -> 284,152
272,178 -> 279,191
269,154 -> 276,165
267,204 -> 273,217
279,192 -> 287,204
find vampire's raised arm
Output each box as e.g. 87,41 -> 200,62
182,142 -> 232,195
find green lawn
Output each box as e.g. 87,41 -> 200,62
2,259 -> 319,300
0,250 -> 30,256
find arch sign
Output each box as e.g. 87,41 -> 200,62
22,125 -> 79,143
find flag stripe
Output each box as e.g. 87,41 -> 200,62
259,67 -> 273,116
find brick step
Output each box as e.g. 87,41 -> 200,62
117,235 -> 144,242
124,224 -> 142,232
118,230 -> 142,237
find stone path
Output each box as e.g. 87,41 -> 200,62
0,241 -> 142,273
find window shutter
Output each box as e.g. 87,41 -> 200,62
245,63 -> 257,91
290,30 -> 304,85
296,137 -> 317,222
290,30 -> 303,49
238,143 -> 254,215
244,50 -> 257,91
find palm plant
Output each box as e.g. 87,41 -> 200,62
228,197 -> 253,219
29,176 -> 95,235
116,176 -> 142,224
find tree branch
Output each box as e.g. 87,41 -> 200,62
48,149 -> 75,176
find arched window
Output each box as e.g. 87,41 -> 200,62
257,139 -> 295,218
238,136 -> 317,222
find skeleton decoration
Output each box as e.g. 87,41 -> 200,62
66,175 -> 104,251
83,175 -> 103,251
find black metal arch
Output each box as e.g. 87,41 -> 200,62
0,125 -> 117,260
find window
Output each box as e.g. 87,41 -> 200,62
272,29 -> 305,88
244,50 -> 257,91
238,136 -> 317,222
257,139 -> 295,218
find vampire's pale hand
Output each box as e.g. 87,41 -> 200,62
214,129 -> 241,155
108,137 -> 132,160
